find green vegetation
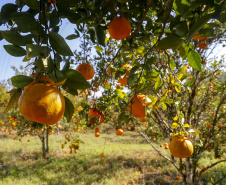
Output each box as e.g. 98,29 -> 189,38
0,132 -> 225,185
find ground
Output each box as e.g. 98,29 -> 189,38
0,131 -> 225,185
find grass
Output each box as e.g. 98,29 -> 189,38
0,131 -> 225,185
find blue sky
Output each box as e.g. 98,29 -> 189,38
0,0 -> 80,81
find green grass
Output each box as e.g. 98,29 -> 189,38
0,131 -> 225,185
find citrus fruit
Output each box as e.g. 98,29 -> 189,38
89,107 -> 101,117
169,137 -> 193,158
18,84 -> 65,125
108,16 -> 131,40
116,129 -> 123,135
129,94 -> 151,118
76,63 -> 95,80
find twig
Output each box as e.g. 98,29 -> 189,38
139,131 -> 181,172
198,159 -> 226,182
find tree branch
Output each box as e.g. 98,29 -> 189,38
139,131 -> 181,173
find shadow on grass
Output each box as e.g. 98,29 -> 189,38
1,150 -> 225,185
0,151 -> 146,185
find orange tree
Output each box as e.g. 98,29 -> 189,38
0,0 -> 226,184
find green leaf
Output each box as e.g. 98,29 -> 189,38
88,28 -> 95,43
178,65 -> 187,73
156,35 -> 183,49
65,34 -> 79,40
95,25 -> 105,47
115,89 -> 124,99
187,50 -> 201,71
26,44 -> 48,58
1,3 -> 18,23
104,83 -> 111,89
161,102 -> 167,111
185,76 -> 195,86
183,124 -> 190,128
172,122 -> 179,129
186,14 -> 212,42
11,12 -> 38,33
11,75 -> 34,88
188,129 -> 201,135
62,69 -> 91,90
173,0 -> 189,16
94,45 -> 103,52
48,32 -> 73,56
175,21 -> 188,36
4,45 -> 26,57
50,9 -> 60,28
1,31 -> 33,46
146,56 -> 156,66
22,0 -> 39,10
155,77 -> 162,90
4,88 -> 22,113
127,74 -> 138,86
64,96 -> 74,123
173,115 -> 178,121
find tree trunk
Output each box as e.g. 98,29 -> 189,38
46,128 -> 49,153
186,158 -> 193,185
41,136 -> 46,158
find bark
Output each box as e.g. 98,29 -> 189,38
186,158 -> 193,185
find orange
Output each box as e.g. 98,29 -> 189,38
197,41 -> 208,49
99,112 -> 105,123
48,0 -> 56,3
108,16 -> 131,40
116,128 -> 123,135
95,128 -> 100,133
118,71 -> 130,85
169,137 -> 193,158
129,94 -> 151,118
89,107 -> 101,117
100,153 -> 105,158
76,63 -> 95,80
207,124 -> 212,129
24,73 -> 54,91
18,84 -> 65,125
95,132 -> 100,137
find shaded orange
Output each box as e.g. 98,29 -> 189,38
89,107 -> 101,117
169,137 -> 193,158
76,63 -> 95,80
18,84 -> 65,125
108,16 -> 131,40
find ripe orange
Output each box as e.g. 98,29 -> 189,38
76,63 -> 95,80
99,112 -> 105,123
48,0 -> 56,3
169,137 -> 193,158
118,71 -> 130,85
116,84 -> 121,89
89,107 -> 101,117
95,128 -> 100,133
207,124 -> 212,129
95,132 -> 100,137
197,41 -> 208,49
108,16 -> 131,40
129,94 -> 151,118
116,129 -> 123,135
100,153 -> 105,158
24,73 -> 54,91
18,84 -> 65,125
